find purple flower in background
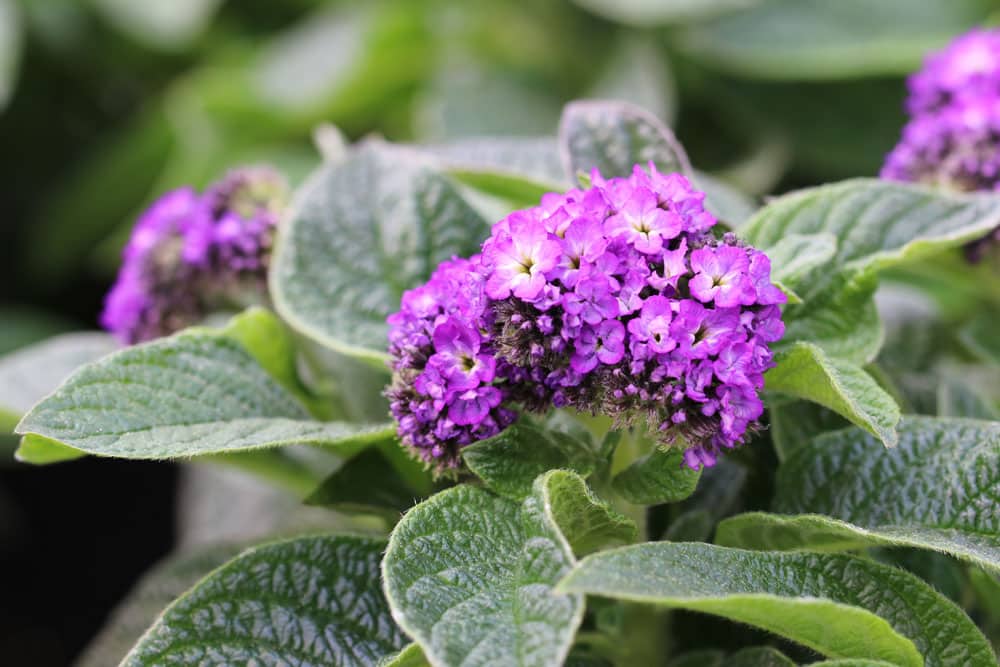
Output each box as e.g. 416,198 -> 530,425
100,167 -> 288,344
906,28 -> 1000,115
479,164 -> 785,469
883,27 -> 1000,259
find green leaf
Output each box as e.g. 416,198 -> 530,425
959,312 -> 1000,366
693,171 -> 757,229
725,647 -> 795,667
271,143 -> 489,364
305,448 -> 420,520
462,422 -> 600,500
382,484 -> 584,667
14,325 -> 393,464
572,0 -> 752,27
558,99 -> 692,180
77,544 -> 244,667
588,38 -> 676,125
558,542 -> 995,666
539,470 -> 636,557
91,0 -> 222,49
611,448 -> 701,505
378,644 -> 431,667
767,400 -> 847,462
123,534 -> 406,665
663,509 -> 714,543
765,341 -> 900,448
777,271 -> 883,365
0,332 -> 118,432
742,180 -> 1000,297
757,417 -> 1000,574
677,0 -> 993,80
763,232 -> 837,292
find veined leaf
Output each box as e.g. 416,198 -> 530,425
558,99 -> 691,181
382,483 -> 584,667
123,535 -> 407,665
742,179 -> 1000,298
540,470 -> 636,557
270,143 -> 490,365
462,422 -> 601,500
764,233 -> 837,293
558,542 -> 994,665
612,448 -> 701,506
305,447 -> 421,520
0,332 -> 118,432
765,342 -> 900,448
739,417 -> 1000,574
14,322 -> 393,464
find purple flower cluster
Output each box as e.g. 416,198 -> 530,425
882,28 -> 1000,258
386,164 -> 785,471
386,257 -> 517,467
101,166 -> 287,344
883,28 -> 1000,192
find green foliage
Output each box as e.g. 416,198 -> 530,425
559,542 -> 994,665
15,313 -> 393,465
123,534 -> 407,665
721,417 -> 1000,573
382,483 -> 584,667
611,448 -> 701,506
271,143 -> 489,364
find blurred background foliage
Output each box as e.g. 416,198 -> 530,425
1,0 -> 999,664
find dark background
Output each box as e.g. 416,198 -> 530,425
0,0 -> 987,664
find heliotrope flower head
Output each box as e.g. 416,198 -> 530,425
906,28 -> 1000,115
101,166 -> 289,344
881,94 -> 1000,192
386,257 -> 517,469
482,164 -> 785,469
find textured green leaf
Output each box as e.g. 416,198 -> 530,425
0,332 -> 117,432
271,143 -> 490,364
305,447 -> 420,520
462,422 -> 600,500
382,484 -> 584,667
778,271 -> 883,365
693,171 -> 757,228
765,342 -> 900,448
677,0 -> 993,80
742,180 -> 1000,298
424,137 -> 569,204
539,470 -> 636,557
763,233 -> 836,293
124,534 -> 406,665
767,400 -> 847,462
763,417 -> 1000,574
77,545 -> 243,667
572,0 -> 753,26
558,99 -> 691,180
612,448 -> 701,506
14,325 -> 393,464
558,542 -> 994,665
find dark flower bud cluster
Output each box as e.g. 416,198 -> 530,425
386,164 -> 785,471
101,166 -> 288,344
385,257 -> 517,468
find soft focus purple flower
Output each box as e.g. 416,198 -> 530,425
100,167 -> 288,344
906,28 -> 1000,115
479,164 -> 785,469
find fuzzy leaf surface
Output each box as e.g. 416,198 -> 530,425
559,542 -> 994,665
382,483 -> 583,667
123,535 -> 406,665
